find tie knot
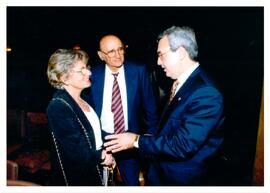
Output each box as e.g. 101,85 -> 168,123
112,73 -> 119,79
172,80 -> 179,89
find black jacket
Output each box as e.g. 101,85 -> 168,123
47,89 -> 103,186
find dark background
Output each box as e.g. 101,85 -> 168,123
7,7 -> 263,185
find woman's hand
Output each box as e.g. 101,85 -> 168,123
101,150 -> 116,168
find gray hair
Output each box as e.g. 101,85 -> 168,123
47,49 -> 89,89
158,26 -> 198,59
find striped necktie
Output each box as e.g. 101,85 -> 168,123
111,73 -> 125,134
168,80 -> 179,105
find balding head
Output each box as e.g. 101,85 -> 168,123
97,35 -> 125,72
99,35 -> 123,51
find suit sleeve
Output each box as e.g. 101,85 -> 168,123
47,100 -> 102,165
138,86 -> 224,160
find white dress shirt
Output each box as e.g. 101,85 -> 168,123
100,65 -> 128,134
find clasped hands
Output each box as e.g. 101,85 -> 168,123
103,132 -> 138,153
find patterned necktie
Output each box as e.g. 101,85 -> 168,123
168,80 -> 179,105
111,73 -> 125,134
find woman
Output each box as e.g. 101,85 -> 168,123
47,49 -> 114,185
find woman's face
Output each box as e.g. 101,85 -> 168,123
64,60 -> 91,90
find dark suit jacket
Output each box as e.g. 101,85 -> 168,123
139,66 -> 225,185
89,61 -> 158,135
47,89 -> 103,186
88,61 -> 158,185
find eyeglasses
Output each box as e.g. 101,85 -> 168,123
157,48 -> 172,59
100,46 -> 125,58
71,65 -> 91,75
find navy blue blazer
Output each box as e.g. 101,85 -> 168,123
139,66 -> 225,185
89,61 -> 158,135
47,89 -> 103,186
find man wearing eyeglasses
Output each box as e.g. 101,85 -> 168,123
103,26 -> 225,185
88,34 -> 158,185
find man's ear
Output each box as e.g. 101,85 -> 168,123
178,47 -> 187,60
97,51 -> 104,61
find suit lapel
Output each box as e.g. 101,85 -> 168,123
124,63 -> 136,122
92,65 -> 106,117
157,67 -> 202,133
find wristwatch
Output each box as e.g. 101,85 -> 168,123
133,134 -> 140,148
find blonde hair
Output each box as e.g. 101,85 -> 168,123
47,49 -> 89,89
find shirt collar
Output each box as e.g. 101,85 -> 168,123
105,64 -> 124,75
176,62 -> 199,87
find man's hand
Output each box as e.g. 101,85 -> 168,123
104,132 -> 138,153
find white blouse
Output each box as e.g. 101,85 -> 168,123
83,106 -> 103,150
